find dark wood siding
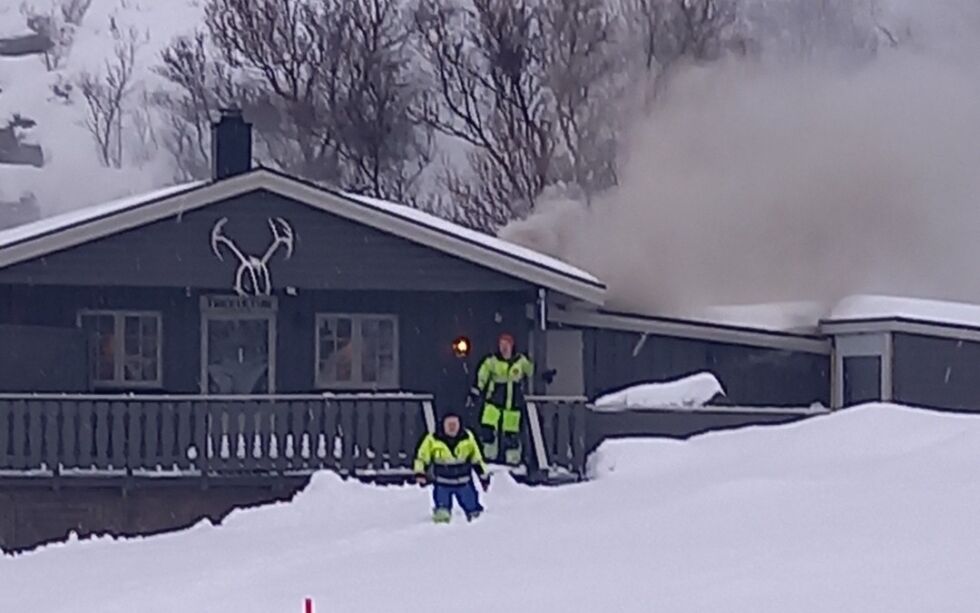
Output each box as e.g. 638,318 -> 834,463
892,332 -> 980,412
0,190 -> 529,292
0,285 -> 532,406
0,324 -> 87,391
584,328 -> 829,406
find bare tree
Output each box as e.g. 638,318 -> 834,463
630,0 -> 742,77
540,0 -> 624,202
335,0 -> 433,202
159,0 -> 431,199
60,0 -> 93,25
21,2 -> 72,71
205,0 -> 346,180
78,22 -> 144,167
156,31 -> 244,179
413,0 -> 556,227
413,0 -> 629,228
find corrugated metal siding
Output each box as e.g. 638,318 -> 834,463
892,332 -> 980,411
586,328 -> 829,406
0,190 -> 530,292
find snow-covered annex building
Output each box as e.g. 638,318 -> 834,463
2,111 -> 978,551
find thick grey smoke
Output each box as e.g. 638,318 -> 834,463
501,30 -> 980,318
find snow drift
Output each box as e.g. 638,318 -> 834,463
593,372 -> 724,411
5,404 -> 980,612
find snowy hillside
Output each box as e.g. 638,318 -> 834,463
0,0 -> 201,220
4,404 -> 980,612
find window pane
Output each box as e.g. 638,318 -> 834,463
81,314 -> 116,382
361,319 -> 381,383
319,317 -> 353,383
124,316 -> 141,359
378,319 -> 395,353
123,315 -> 159,383
379,354 -> 395,385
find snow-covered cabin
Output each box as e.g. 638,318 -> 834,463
3,110 -> 979,551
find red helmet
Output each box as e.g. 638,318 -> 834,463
498,332 -> 515,346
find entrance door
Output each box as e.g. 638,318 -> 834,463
833,332 -> 890,408
201,296 -> 277,394
843,355 -> 882,406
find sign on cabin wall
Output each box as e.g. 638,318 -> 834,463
210,216 -> 295,296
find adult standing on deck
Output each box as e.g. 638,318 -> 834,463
470,332 -> 552,466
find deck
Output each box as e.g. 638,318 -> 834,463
0,393 -> 590,486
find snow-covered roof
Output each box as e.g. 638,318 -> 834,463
0,168 -> 605,304
343,191 -> 599,286
826,295 -> 980,328
550,307 -> 831,354
692,301 -> 826,333
0,181 -> 206,249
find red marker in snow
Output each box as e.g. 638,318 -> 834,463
304,597 -> 314,613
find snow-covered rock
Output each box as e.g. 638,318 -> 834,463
592,372 -> 725,411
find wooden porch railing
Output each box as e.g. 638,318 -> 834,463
526,396 -> 590,482
0,394 -> 434,479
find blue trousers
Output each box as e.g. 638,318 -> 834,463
433,481 -> 483,515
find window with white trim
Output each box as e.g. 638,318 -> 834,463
78,311 -> 162,388
315,314 -> 398,389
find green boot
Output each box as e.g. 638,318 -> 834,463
432,508 -> 451,524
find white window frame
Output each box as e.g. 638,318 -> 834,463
77,309 -> 164,389
314,313 -> 400,390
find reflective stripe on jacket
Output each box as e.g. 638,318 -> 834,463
476,353 -> 534,410
414,429 -> 487,485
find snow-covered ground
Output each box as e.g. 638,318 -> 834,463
4,403 -> 980,612
0,0 -> 201,213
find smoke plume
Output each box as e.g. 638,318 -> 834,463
501,15 -> 980,321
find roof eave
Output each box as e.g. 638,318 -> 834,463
0,169 -> 606,304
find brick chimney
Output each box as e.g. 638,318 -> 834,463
211,108 -> 252,180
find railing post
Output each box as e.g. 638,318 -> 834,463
525,402 -> 550,476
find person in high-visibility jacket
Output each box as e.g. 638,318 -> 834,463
470,332 -> 552,466
414,412 -> 491,523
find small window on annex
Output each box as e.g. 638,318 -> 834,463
78,310 -> 162,388
315,314 -> 398,389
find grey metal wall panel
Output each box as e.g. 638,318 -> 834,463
587,328 -> 829,406
893,333 -> 980,411
0,191 -> 529,292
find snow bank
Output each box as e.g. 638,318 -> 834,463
828,294 -> 980,329
593,372 -> 725,411
5,404 -> 980,611
5,404 -> 980,612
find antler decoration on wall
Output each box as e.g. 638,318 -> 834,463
210,217 -> 295,296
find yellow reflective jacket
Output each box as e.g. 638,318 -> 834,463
476,353 -> 534,410
414,430 -> 488,485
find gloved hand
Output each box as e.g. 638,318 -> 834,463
479,475 -> 491,491
541,369 -> 558,384
415,473 -> 428,487
467,387 -> 482,407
